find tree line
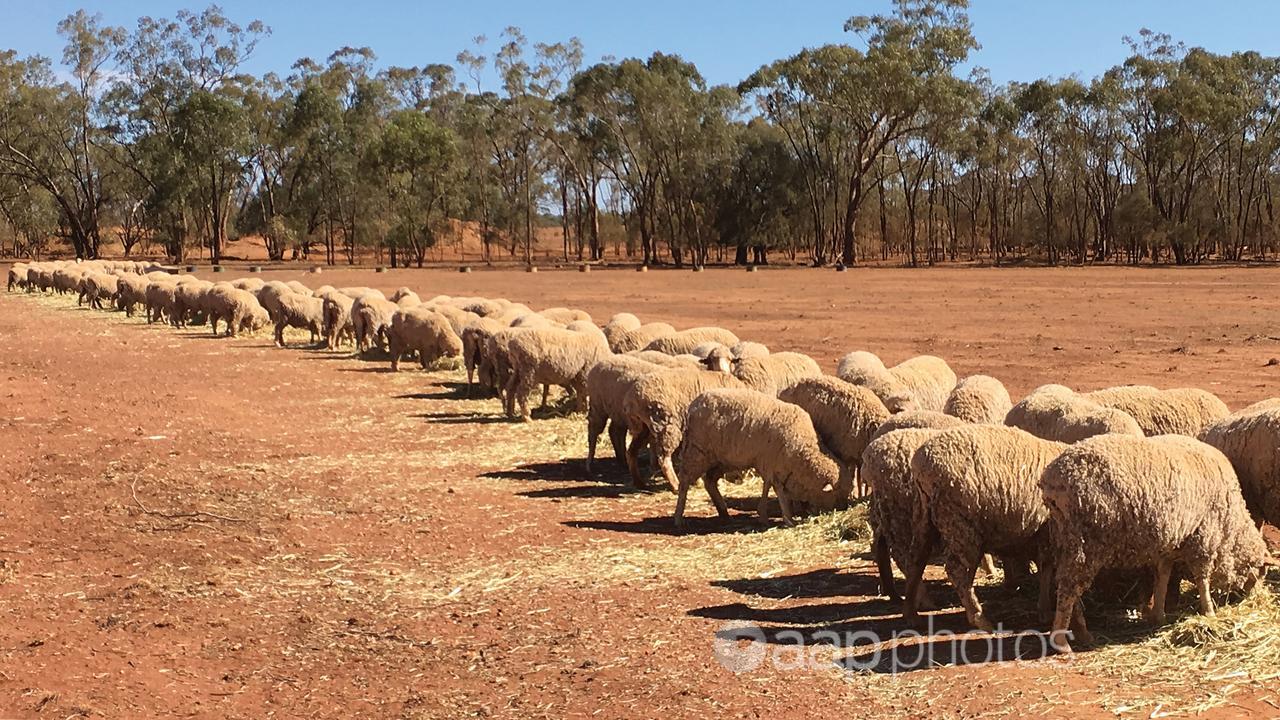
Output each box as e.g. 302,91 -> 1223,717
4,1 -> 1280,267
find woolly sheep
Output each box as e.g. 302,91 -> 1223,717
392,289 -> 422,308
461,317 -> 507,394
318,291 -> 356,349
81,273 -> 120,310
944,375 -> 1013,424
339,286 -> 384,301
1084,385 -> 1230,437
458,298 -> 505,318
779,376 -> 891,498
1041,434 -> 1269,653
206,287 -> 269,337
1199,406 -> 1280,527
388,308 -> 463,371
643,327 -> 740,356
231,277 -> 265,293
731,352 -> 823,396
144,281 -> 179,325
586,354 -> 671,472
284,280 -> 313,296
1005,384 -> 1143,443
256,281 -> 294,324
863,427 -> 950,603
621,367 -> 747,489
609,322 -> 676,353
730,341 -> 770,360
7,264 -> 27,291
674,388 -> 849,527
869,410 -> 966,443
172,280 -> 213,326
837,351 -> 956,413
601,313 -> 642,349
902,425 -> 1066,630
539,307 -> 592,325
504,327 -> 610,421
273,292 -> 326,347
835,351 -> 915,413
351,295 -> 399,353
114,274 -> 150,316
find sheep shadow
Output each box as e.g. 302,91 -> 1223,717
413,411 -> 509,425
711,567 -> 875,600
481,461 -> 597,484
517,484 -> 661,500
566,514 -> 770,537
396,382 -> 474,401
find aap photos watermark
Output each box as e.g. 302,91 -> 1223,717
712,618 -> 1065,674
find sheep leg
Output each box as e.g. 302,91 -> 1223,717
775,488 -> 796,527
625,426 -> 651,487
511,375 -> 535,422
607,420 -> 628,469
274,321 -> 286,348
944,548 -> 993,632
210,315 -> 219,336
1036,546 -> 1056,624
901,525 -> 938,623
980,554 -> 998,577
539,384 -> 550,409
756,477 -> 773,522
873,531 -> 902,602
1146,559 -> 1173,625
585,409 -> 606,473
703,470 -> 730,520
658,455 -> 680,493
1196,575 -> 1216,617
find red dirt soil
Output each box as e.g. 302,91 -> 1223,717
2,265 -> 1279,719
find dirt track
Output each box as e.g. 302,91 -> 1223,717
2,265 -> 1279,718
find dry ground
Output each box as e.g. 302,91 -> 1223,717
3,265 -> 1280,719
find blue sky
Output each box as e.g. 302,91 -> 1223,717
5,0 -> 1280,88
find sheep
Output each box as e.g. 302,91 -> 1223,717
256,281 -> 294,324
510,312 -> 559,329
730,341 -> 770,360
284,280 -> 313,296
731,352 -> 823,396
53,267 -> 84,296
230,277 -> 265,293
609,321 -> 676,353
585,351 -> 704,473
114,274 -> 150,316
1235,398 -> 1280,416
351,295 -> 399,353
273,292 -> 326,347
944,375 -> 1013,424
539,307 -> 592,325
205,287 -> 269,337
643,327 -> 740,356
621,367 -> 747,489
627,350 -> 703,369
601,313 -> 642,349
779,376 -> 891,498
7,264 -> 27,291
835,351 -> 915,413
391,288 -> 422,308
1199,406 -> 1280,528
674,388 -> 850,527
81,273 -> 119,310
566,319 -> 606,340
428,303 -> 482,337
461,317 -> 507,394
172,280 -> 212,326
458,298 -> 505,318
144,281 -> 179,325
863,427 -> 950,603
319,291 -> 356,349
902,425 -> 1066,630
1083,385 -> 1230,437
504,327 -> 610,421
1005,384 -> 1143,443
869,410 -> 966,442
837,351 -> 957,413
1041,434 -> 1270,653
339,286 -> 383,301
388,307 -> 463,371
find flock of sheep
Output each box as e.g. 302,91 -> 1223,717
9,258 -> 1280,654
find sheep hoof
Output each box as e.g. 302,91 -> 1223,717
1048,631 -> 1074,655
971,615 -> 995,633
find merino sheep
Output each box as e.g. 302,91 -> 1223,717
869,410 -> 967,443
1005,384 -> 1143,443
172,280 -> 212,326
230,277 -> 265,293
835,351 -> 914,413
730,341 -> 770,360
1083,385 -> 1230,437
206,287 -> 269,337
621,367 -> 747,489
114,274 -> 150,316
1041,434 -> 1269,653
944,375 -> 1013,424
609,322 -> 677,353
863,428 -> 950,603
461,317 -> 507,394
351,295 -> 399,353
539,307 -> 592,325
586,354 -> 669,472
458,298 -> 506,318
388,308 -> 463,371
273,292 -> 326,347
319,291 -> 356,349
505,327 -> 611,421
903,425 -> 1066,630
643,327 -> 740,356
284,280 -> 313,296
731,352 -> 823,395
339,286 -> 384,301
837,351 -> 956,413
82,273 -> 120,310
256,281 -> 294,324
1199,406 -> 1280,527
779,376 -> 891,498
601,313 -> 642,349
144,281 -> 179,325
392,288 -> 422,308
674,388 -> 849,527
7,264 -> 27,291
